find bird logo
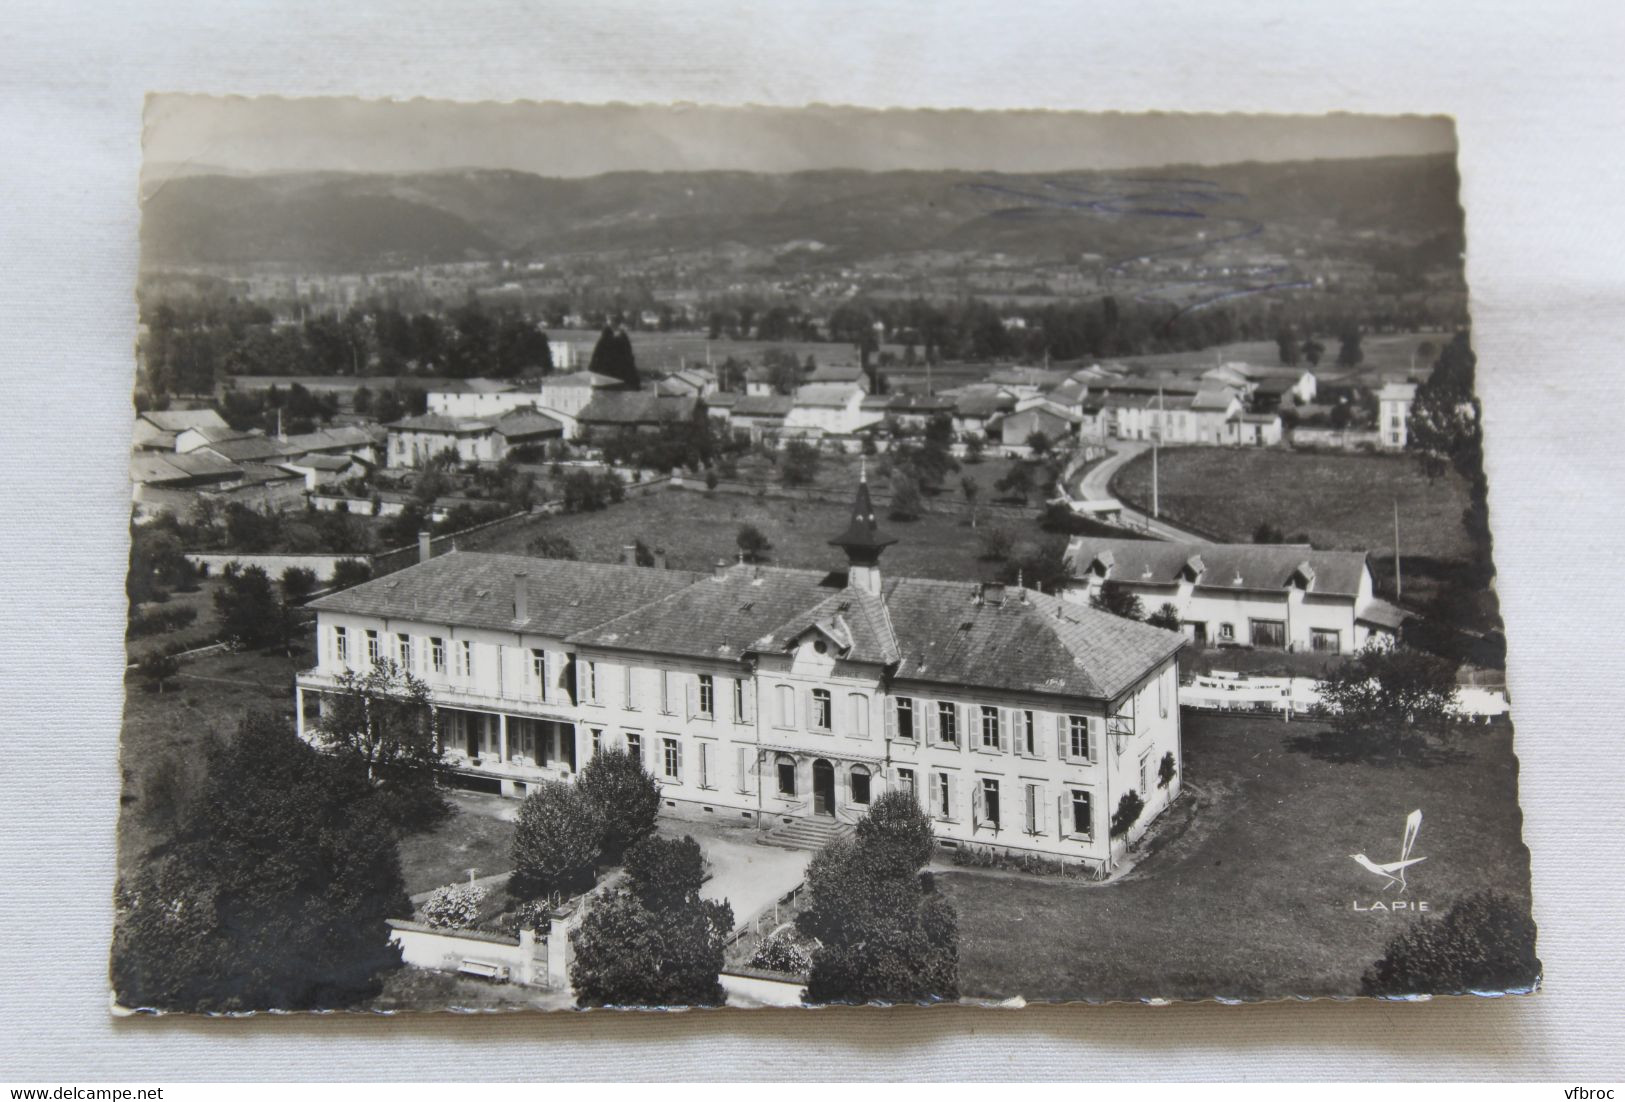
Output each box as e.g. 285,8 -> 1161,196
1351,810 -> 1426,894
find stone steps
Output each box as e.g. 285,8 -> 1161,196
758,816 -> 855,851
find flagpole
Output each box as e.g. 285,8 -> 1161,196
1393,499 -> 1402,601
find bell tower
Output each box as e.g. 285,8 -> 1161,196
828,460 -> 897,596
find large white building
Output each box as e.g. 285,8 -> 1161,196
1377,382 -> 1417,450
297,477 -> 1187,870
1061,537 -> 1408,653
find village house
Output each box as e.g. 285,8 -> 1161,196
386,409 -> 563,469
425,379 -> 537,420
1377,381 -> 1417,449
131,408 -> 233,452
885,393 -> 956,434
297,476 -> 1187,870
575,391 -> 698,442
951,387 -> 1018,439
804,363 -> 870,391
1061,536 -> 1408,652
782,383 -> 885,444
995,399 -> 1086,453
280,425 -> 385,468
724,394 -> 793,443
654,367 -> 718,398
537,370 -> 621,439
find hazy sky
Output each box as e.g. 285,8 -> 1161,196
143,96 -> 1456,184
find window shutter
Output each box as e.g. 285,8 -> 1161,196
971,779 -> 984,827
999,708 -> 1011,752
1058,794 -> 1067,838
743,680 -> 755,722
736,747 -> 750,793
830,694 -> 841,737
1088,718 -> 1099,763
927,703 -> 940,743
959,704 -> 971,746
803,689 -> 812,730
1033,786 -> 1046,835
686,678 -> 697,719
1055,713 -> 1067,761
676,740 -> 684,778
884,698 -> 897,741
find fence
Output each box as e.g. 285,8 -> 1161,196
1181,670 -> 1511,721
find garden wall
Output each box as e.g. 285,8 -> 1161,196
719,967 -> 806,1008
387,918 -> 559,987
185,552 -> 366,583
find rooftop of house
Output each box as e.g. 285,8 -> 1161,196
388,413 -> 490,434
542,371 -> 620,389
427,379 -> 521,395
139,408 -> 230,433
1191,386 -> 1244,412
201,436 -> 300,463
491,410 -> 564,438
806,364 -> 867,384
954,391 -> 1019,418
731,394 -> 794,418
130,451 -> 241,485
282,452 -> 357,472
1064,536 -> 1371,599
282,425 -> 384,452
578,391 -> 698,425
792,383 -> 864,408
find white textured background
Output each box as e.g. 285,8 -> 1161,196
2,0 -> 1622,1081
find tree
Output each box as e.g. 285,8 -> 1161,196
963,434 -> 984,464
587,325 -> 640,389
1276,326 -> 1301,366
853,789 -> 936,880
330,558 -> 372,590
1157,751 -> 1177,790
138,650 -> 182,694
797,828 -> 959,1006
314,659 -> 446,827
960,475 -> 980,529
994,462 -> 1034,504
279,565 -> 318,604
1110,790 -> 1146,838
212,565 -> 291,651
736,523 -> 771,563
1315,644 -> 1461,760
976,525 -> 1015,562
1090,580 -> 1145,621
1337,326 -> 1364,367
622,834 -> 706,912
888,469 -> 923,521
1362,890 -> 1539,998
527,533 -> 579,560
1147,602 -> 1182,631
509,780 -> 604,900
111,712 -> 409,1012
1300,338 -> 1325,367
780,440 -> 821,487
569,879 -> 733,1008
573,748 -> 661,863
1025,430 -> 1053,458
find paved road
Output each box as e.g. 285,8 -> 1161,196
1067,441 -> 1213,544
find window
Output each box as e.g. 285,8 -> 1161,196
1022,710 -> 1036,756
776,755 -> 797,796
1025,783 -> 1040,834
811,689 -> 832,731
1068,715 -> 1094,762
777,684 -> 795,727
1139,754 -> 1151,795
697,674 -> 714,717
1071,789 -> 1093,837
430,636 -> 446,673
850,765 -> 871,805
625,731 -> 643,763
1311,628 -> 1341,654
848,693 -> 868,737
896,697 -> 915,740
530,648 -> 547,690
590,728 -> 603,757
1250,619 -> 1287,649
365,629 -> 380,666
937,701 -> 959,745
1218,622 -> 1235,642
459,640 -> 473,679
980,778 -> 1001,828
980,706 -> 1000,749
733,678 -> 746,723
933,772 -> 952,819
584,660 -> 599,703
333,626 -> 348,664
663,738 -> 681,781
396,633 -> 412,670
897,767 -> 917,802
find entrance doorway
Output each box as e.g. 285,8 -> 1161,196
812,759 -> 836,816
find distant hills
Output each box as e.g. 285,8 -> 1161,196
139,155 -> 1463,272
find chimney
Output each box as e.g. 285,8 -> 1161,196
513,572 -> 528,623
714,558 -> 728,581
418,530 -> 433,563
621,544 -> 637,565
652,550 -> 667,571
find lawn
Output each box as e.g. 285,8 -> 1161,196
467,483 -> 1050,584
397,791 -> 517,896
1110,446 -> 1475,561
937,709 -> 1535,1003
1112,331 -> 1447,386
117,643 -> 307,874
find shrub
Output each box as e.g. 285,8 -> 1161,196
509,780 -> 604,900
749,930 -> 815,975
624,834 -> 705,911
1362,890 -> 1539,997
422,882 -> 487,930
126,605 -> 198,640
502,897 -> 554,937
1147,603 -> 1182,631
1110,790 -> 1146,838
575,749 -> 661,863
976,526 -> 1015,562
330,559 -> 372,590
138,650 -> 182,694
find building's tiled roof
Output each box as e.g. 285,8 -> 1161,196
542,371 -> 619,388
807,365 -> 866,384
283,425 -> 383,452
428,379 -> 520,394
1191,386 -> 1242,412
752,586 -> 901,666
139,409 -> 230,433
1064,537 -> 1371,598
955,392 -> 1017,418
130,451 -> 240,485
579,391 -> 697,425
985,367 -> 1072,390
860,394 -> 894,410
887,393 -> 956,413
492,410 -> 564,438
732,394 -> 794,418
388,413 -> 489,433
283,452 -> 357,472
883,579 -> 1181,701
704,392 -> 740,408
181,423 -> 250,445
232,462 -> 303,487
310,552 -> 705,636
793,383 -> 862,408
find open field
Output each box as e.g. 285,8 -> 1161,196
117,644 -> 306,873
397,791 -> 517,896
467,484 -> 1051,583
939,709 -> 1533,1003
549,328 -> 908,374
1112,330 -> 1450,384
1111,446 -> 1474,560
